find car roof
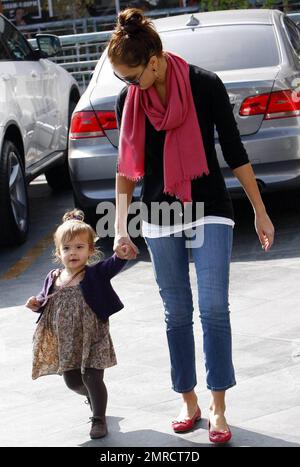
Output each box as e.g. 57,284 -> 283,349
154,8 -> 280,32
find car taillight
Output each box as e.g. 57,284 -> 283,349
239,90 -> 300,120
70,110 -> 117,139
239,94 -> 269,117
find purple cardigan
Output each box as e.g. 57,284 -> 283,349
35,254 -> 127,323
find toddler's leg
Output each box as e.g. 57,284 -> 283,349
82,368 -> 107,416
63,369 -> 89,397
82,368 -> 107,439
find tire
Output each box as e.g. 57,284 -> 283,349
0,140 -> 29,246
45,99 -> 78,192
45,157 -> 72,191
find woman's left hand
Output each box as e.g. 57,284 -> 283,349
254,211 -> 275,252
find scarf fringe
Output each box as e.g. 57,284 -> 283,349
189,169 -> 210,181
165,170 -> 210,191
118,172 -> 144,182
164,169 -> 210,200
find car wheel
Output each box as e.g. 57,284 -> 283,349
45,99 -> 78,191
0,139 -> 29,246
45,157 -> 71,191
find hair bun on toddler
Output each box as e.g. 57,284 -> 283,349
62,209 -> 85,223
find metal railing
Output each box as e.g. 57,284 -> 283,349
28,3 -> 300,93
28,6 -> 200,92
21,6 -> 200,36
29,30 -> 109,92
55,31 -> 111,91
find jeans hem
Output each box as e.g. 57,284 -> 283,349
207,381 -> 236,391
172,384 -> 197,393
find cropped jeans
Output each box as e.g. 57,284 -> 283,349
144,223 -> 236,392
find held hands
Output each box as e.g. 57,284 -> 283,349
255,211 -> 275,252
113,233 -> 139,260
25,296 -> 41,312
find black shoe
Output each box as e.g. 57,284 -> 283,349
89,416 -> 107,439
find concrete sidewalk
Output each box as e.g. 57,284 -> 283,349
0,243 -> 300,447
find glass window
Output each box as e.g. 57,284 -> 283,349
0,17 -> 11,60
0,16 -> 33,61
159,25 -> 280,72
0,38 -> 11,60
101,24 -> 280,91
284,17 -> 300,55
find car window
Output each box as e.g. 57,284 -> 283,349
0,15 -> 33,61
100,24 -> 280,78
284,17 -> 300,55
0,16 -> 11,60
159,25 -> 280,72
0,38 -> 11,60
288,14 -> 300,27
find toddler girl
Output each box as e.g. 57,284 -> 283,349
25,209 -> 127,439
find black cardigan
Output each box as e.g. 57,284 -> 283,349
116,64 -> 249,225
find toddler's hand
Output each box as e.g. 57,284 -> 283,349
114,235 -> 139,260
25,296 -> 41,312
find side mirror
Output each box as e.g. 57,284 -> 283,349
36,34 -> 62,58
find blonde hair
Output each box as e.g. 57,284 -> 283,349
53,209 -> 102,265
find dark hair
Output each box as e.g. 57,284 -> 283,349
107,8 -> 163,67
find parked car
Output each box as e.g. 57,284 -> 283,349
69,8 -> 300,225
0,13 -> 80,246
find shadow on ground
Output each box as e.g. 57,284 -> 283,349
79,416 -> 300,448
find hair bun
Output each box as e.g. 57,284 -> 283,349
118,8 -> 145,35
63,209 -> 85,223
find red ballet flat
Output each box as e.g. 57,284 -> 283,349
172,407 -> 201,433
208,420 -> 232,444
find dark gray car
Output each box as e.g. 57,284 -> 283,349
69,8 -> 300,223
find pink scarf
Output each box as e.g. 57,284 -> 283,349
118,52 -> 209,203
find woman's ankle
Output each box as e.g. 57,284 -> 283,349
209,391 -> 226,415
209,405 -> 226,416
182,391 -> 198,408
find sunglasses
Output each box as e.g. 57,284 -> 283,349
113,62 -> 148,86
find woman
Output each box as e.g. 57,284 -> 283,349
108,8 -> 274,443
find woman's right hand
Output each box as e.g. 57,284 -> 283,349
113,234 -> 139,260
25,296 -> 41,312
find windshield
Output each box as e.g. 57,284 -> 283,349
160,24 -> 280,71
99,23 -> 280,90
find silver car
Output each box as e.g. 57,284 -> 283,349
69,8 -> 300,224
0,13 -> 80,245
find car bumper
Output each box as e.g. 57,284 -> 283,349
69,138 -> 131,207
71,158 -> 300,208
223,159 -> 300,196
71,178 -> 142,207
69,130 -> 300,207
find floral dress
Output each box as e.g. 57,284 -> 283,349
32,282 -> 117,380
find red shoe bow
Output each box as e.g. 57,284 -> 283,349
171,407 -> 201,433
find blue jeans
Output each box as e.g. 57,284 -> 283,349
144,224 -> 236,392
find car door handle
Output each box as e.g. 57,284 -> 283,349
31,71 -> 38,78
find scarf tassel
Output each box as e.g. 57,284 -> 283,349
164,169 -> 210,197
117,172 -> 144,183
